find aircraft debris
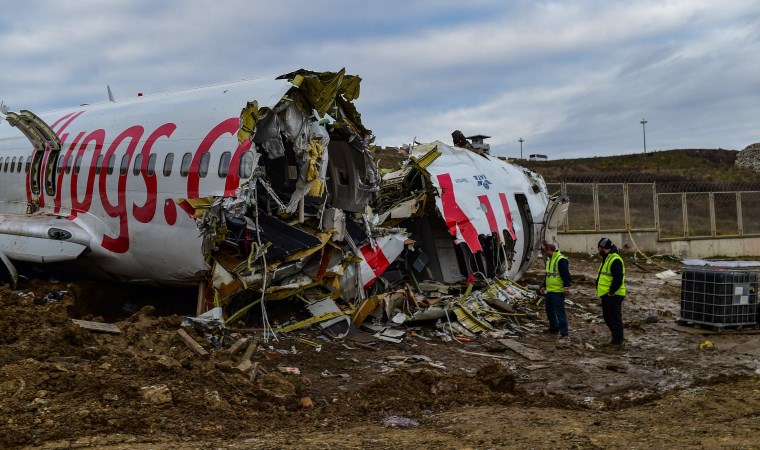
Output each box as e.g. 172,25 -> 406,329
497,339 -> 546,361
0,68 -> 569,347
71,319 -> 121,334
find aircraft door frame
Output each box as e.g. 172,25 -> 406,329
4,110 -> 61,201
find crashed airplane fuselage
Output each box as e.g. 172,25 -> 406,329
0,69 -> 566,314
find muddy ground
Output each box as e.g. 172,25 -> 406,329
1,254 -> 759,449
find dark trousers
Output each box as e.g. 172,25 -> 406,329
601,295 -> 625,343
544,292 -> 569,335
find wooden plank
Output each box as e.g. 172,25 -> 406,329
497,339 -> 545,361
71,319 -> 121,334
457,349 -> 513,360
235,359 -> 253,373
227,337 -> 249,355
176,329 -> 209,356
249,362 -> 260,382
241,337 -> 259,362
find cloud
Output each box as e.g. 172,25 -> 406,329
1,0 -> 759,157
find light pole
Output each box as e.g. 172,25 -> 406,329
518,137 -> 524,159
640,119 -> 648,153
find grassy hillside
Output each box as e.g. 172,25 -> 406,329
374,146 -> 760,187
519,149 -> 760,183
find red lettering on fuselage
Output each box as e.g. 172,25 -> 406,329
70,129 -> 106,218
224,139 -> 252,196
28,112 -> 245,254
133,123 -> 176,223
98,126 -> 144,253
187,118 -> 239,199
54,131 -> 85,214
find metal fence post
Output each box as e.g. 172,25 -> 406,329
653,182 -> 659,231
709,192 -> 716,237
623,183 -> 630,230
593,182 -> 599,232
682,192 -> 688,238
738,192 -> 744,236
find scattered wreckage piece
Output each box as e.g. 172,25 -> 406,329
497,339 -> 546,361
71,319 -> 121,334
176,329 -> 210,356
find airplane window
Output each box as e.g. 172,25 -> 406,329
16,157 -> 22,172
239,151 -> 254,178
133,154 -> 143,176
11,157 -> 16,173
65,155 -> 72,174
147,154 -> 157,176
180,152 -> 192,177
163,153 -> 174,176
3,157 -> 8,172
107,154 -> 115,175
120,154 -> 129,176
74,154 -> 83,174
218,152 -> 231,177
95,155 -> 103,175
199,152 -> 210,178
25,156 -> 31,173
56,155 -> 65,174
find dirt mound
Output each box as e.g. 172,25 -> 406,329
2,255 -> 760,448
0,282 -> 524,448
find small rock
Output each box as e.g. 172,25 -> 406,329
140,384 -> 173,406
382,415 -> 420,428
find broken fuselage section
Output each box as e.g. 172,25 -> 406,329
0,69 -> 567,331
374,141 -> 558,287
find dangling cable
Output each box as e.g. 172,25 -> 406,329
253,179 -> 277,343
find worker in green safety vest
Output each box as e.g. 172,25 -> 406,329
595,237 -> 626,347
539,242 -> 571,338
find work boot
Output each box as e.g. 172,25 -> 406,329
599,340 -> 625,351
543,328 -> 559,334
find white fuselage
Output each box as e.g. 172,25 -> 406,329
0,78 -> 292,283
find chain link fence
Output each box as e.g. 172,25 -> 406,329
549,182 -> 760,240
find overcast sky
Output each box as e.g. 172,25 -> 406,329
1,1 -> 759,159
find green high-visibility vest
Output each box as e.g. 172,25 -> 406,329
545,251 -> 567,293
597,252 -> 626,297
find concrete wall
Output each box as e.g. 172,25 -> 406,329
556,231 -> 760,258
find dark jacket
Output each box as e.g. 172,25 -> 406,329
557,258 -> 572,288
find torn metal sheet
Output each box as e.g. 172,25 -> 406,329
357,232 -> 409,288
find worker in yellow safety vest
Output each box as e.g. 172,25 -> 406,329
596,237 -> 626,347
539,242 -> 571,338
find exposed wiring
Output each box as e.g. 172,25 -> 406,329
253,183 -> 277,343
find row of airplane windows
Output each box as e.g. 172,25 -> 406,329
0,151 -> 256,179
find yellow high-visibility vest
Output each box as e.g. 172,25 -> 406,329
597,252 -> 626,297
545,251 -> 567,293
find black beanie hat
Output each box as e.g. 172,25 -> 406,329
597,237 -> 613,249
